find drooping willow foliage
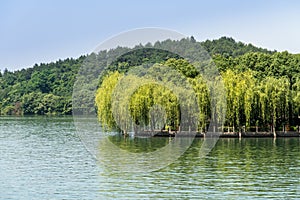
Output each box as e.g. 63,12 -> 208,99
95,57 -> 300,133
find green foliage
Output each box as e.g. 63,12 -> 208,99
96,56 -> 300,133
188,76 -> 210,131
258,76 -> 290,129
0,57 -> 85,115
201,36 -> 275,57
1,35 -> 300,131
292,78 -> 300,115
129,83 -> 179,130
164,58 -> 199,78
95,71 -> 123,130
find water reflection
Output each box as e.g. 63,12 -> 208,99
100,137 -> 300,199
0,117 -> 299,199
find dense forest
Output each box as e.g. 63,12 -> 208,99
0,57 -> 86,115
2,36 -> 300,133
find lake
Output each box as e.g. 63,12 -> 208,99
0,116 -> 299,199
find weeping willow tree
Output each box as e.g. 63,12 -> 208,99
188,76 -> 210,132
129,83 -> 179,131
222,70 -> 252,132
95,71 -> 123,131
221,69 -> 291,132
292,78 -> 300,118
95,58 -> 200,133
95,71 -> 181,133
292,78 -> 300,132
242,70 -> 256,130
257,76 -> 290,132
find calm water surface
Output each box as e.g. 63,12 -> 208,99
0,116 -> 299,199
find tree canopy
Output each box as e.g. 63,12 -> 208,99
1,35 -> 300,135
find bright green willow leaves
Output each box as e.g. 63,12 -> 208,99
129,83 -> 179,130
95,59 -> 298,132
95,71 -> 123,131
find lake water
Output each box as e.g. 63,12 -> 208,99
0,116 -> 299,199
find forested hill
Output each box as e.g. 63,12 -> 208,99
0,36 -> 295,115
0,57 -> 86,115
201,36 -> 275,57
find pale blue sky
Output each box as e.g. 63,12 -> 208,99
1,0 -> 300,71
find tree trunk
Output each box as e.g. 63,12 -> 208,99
273,125 -> 276,138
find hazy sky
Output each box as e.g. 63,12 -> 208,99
1,0 -> 300,71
